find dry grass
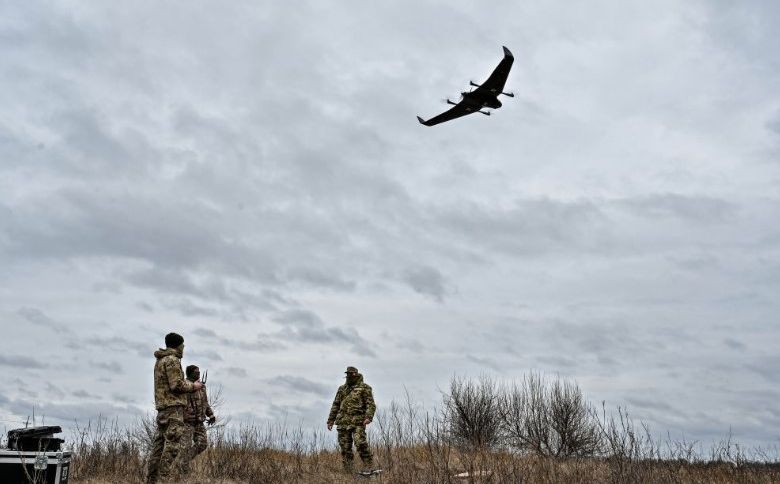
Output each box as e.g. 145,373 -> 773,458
69,444 -> 780,484
61,375 -> 780,483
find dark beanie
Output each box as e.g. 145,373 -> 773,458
186,365 -> 199,377
165,332 -> 184,348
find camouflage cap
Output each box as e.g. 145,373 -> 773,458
345,366 -> 359,374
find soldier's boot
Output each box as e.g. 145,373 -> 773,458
358,452 -> 374,471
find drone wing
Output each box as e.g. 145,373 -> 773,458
473,46 -> 514,96
417,101 -> 476,127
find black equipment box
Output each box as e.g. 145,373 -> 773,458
0,449 -> 71,484
8,426 -> 64,452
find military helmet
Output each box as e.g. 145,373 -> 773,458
345,366 -> 359,374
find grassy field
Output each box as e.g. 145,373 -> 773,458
69,440 -> 780,484
63,375 -> 780,483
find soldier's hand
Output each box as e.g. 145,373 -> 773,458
327,422 -> 333,431
363,418 -> 371,426
193,381 -> 204,391
208,416 -> 216,426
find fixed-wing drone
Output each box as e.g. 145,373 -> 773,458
417,46 -> 514,127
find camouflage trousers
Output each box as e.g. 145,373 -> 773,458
146,406 -> 187,484
337,425 -> 372,471
179,421 -> 208,475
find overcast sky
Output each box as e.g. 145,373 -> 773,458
2,1 -> 779,449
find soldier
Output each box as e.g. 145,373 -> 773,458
146,333 -> 203,484
181,364 -> 216,473
327,366 -> 376,473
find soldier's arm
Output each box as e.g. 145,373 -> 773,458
327,387 -> 343,423
363,385 -> 376,422
164,358 -> 195,393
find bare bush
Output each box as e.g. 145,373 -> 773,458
501,373 -> 601,457
444,375 -> 503,450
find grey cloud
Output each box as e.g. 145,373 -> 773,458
625,396 -> 677,414
193,328 -> 218,338
124,268 -> 280,315
266,375 -> 331,397
92,281 -> 123,294
744,358 -> 780,384
266,400 -> 329,427
90,360 -> 123,373
274,309 -> 376,357
111,393 -> 135,404
466,355 -> 502,372
546,319 -> 647,359
164,298 -> 220,318
596,354 -> 620,368
723,338 -> 746,351
230,335 -> 283,353
669,253 -> 720,272
192,326 -> 282,353
618,194 -> 737,224
283,267 -> 356,292
45,383 -> 65,400
403,265 -> 448,302
224,367 -> 248,378
64,340 -> 83,350
0,355 -> 47,369
1,395 -> 143,426
766,113 -> 780,136
18,307 -> 72,334
536,355 -> 578,368
14,378 -> 38,400
73,389 -> 101,400
274,310 -> 323,329
435,198 -> 606,256
86,336 -> 148,357
187,349 -> 224,362
394,338 -> 426,353
4,191 -> 280,285
137,301 -> 155,312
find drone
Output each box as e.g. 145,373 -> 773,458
417,46 -> 515,127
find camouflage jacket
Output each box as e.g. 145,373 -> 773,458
184,385 -> 214,423
327,374 -> 376,427
153,347 -> 195,410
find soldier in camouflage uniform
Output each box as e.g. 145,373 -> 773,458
327,366 -> 376,472
146,333 -> 203,484
181,365 -> 216,474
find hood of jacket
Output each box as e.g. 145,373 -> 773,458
154,347 -> 182,359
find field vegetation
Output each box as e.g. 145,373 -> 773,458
56,374 -> 780,483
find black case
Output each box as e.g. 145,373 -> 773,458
0,449 -> 71,484
7,426 -> 64,452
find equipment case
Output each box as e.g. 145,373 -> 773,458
0,449 -> 71,483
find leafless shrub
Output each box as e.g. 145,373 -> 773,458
444,375 -> 503,450
501,373 -> 601,457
